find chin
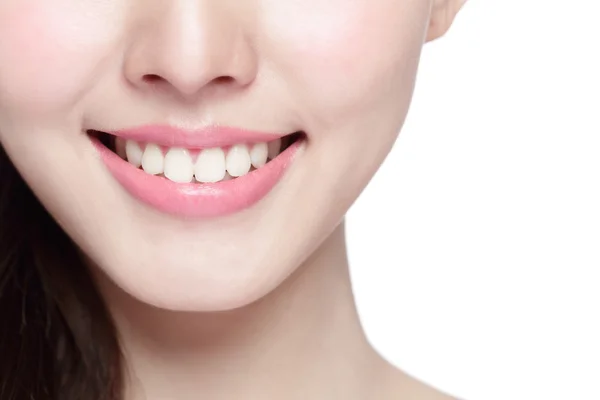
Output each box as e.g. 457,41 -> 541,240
79,202 -> 318,312
87,242 -> 293,312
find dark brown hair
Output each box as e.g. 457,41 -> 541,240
0,145 -> 123,399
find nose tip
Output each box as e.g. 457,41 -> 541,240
124,4 -> 257,100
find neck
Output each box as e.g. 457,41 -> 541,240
100,221 -> 392,400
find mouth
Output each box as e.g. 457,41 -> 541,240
87,129 -> 305,184
87,127 -> 305,218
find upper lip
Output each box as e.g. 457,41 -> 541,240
104,124 -> 292,149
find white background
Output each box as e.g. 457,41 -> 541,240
348,1 -> 600,399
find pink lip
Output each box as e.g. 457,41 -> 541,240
90,127 -> 303,218
110,124 -> 289,148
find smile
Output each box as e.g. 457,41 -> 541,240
89,125 -> 305,218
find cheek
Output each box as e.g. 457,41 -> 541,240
263,0 -> 429,119
0,1 -> 123,113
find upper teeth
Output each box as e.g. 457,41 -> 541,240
121,139 -> 282,183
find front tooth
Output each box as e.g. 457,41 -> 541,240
267,138 -> 281,160
164,148 -> 194,183
141,144 -> 164,175
250,142 -> 268,168
226,144 -> 251,177
195,148 -> 226,183
125,140 -> 144,167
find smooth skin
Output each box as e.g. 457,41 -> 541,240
0,0 -> 466,398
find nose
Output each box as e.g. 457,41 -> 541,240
124,1 -> 257,100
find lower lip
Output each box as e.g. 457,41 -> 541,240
90,137 -> 302,218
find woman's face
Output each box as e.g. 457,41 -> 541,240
0,0 -> 439,311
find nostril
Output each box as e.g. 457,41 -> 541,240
141,74 -> 235,90
213,76 -> 235,84
142,74 -> 164,84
